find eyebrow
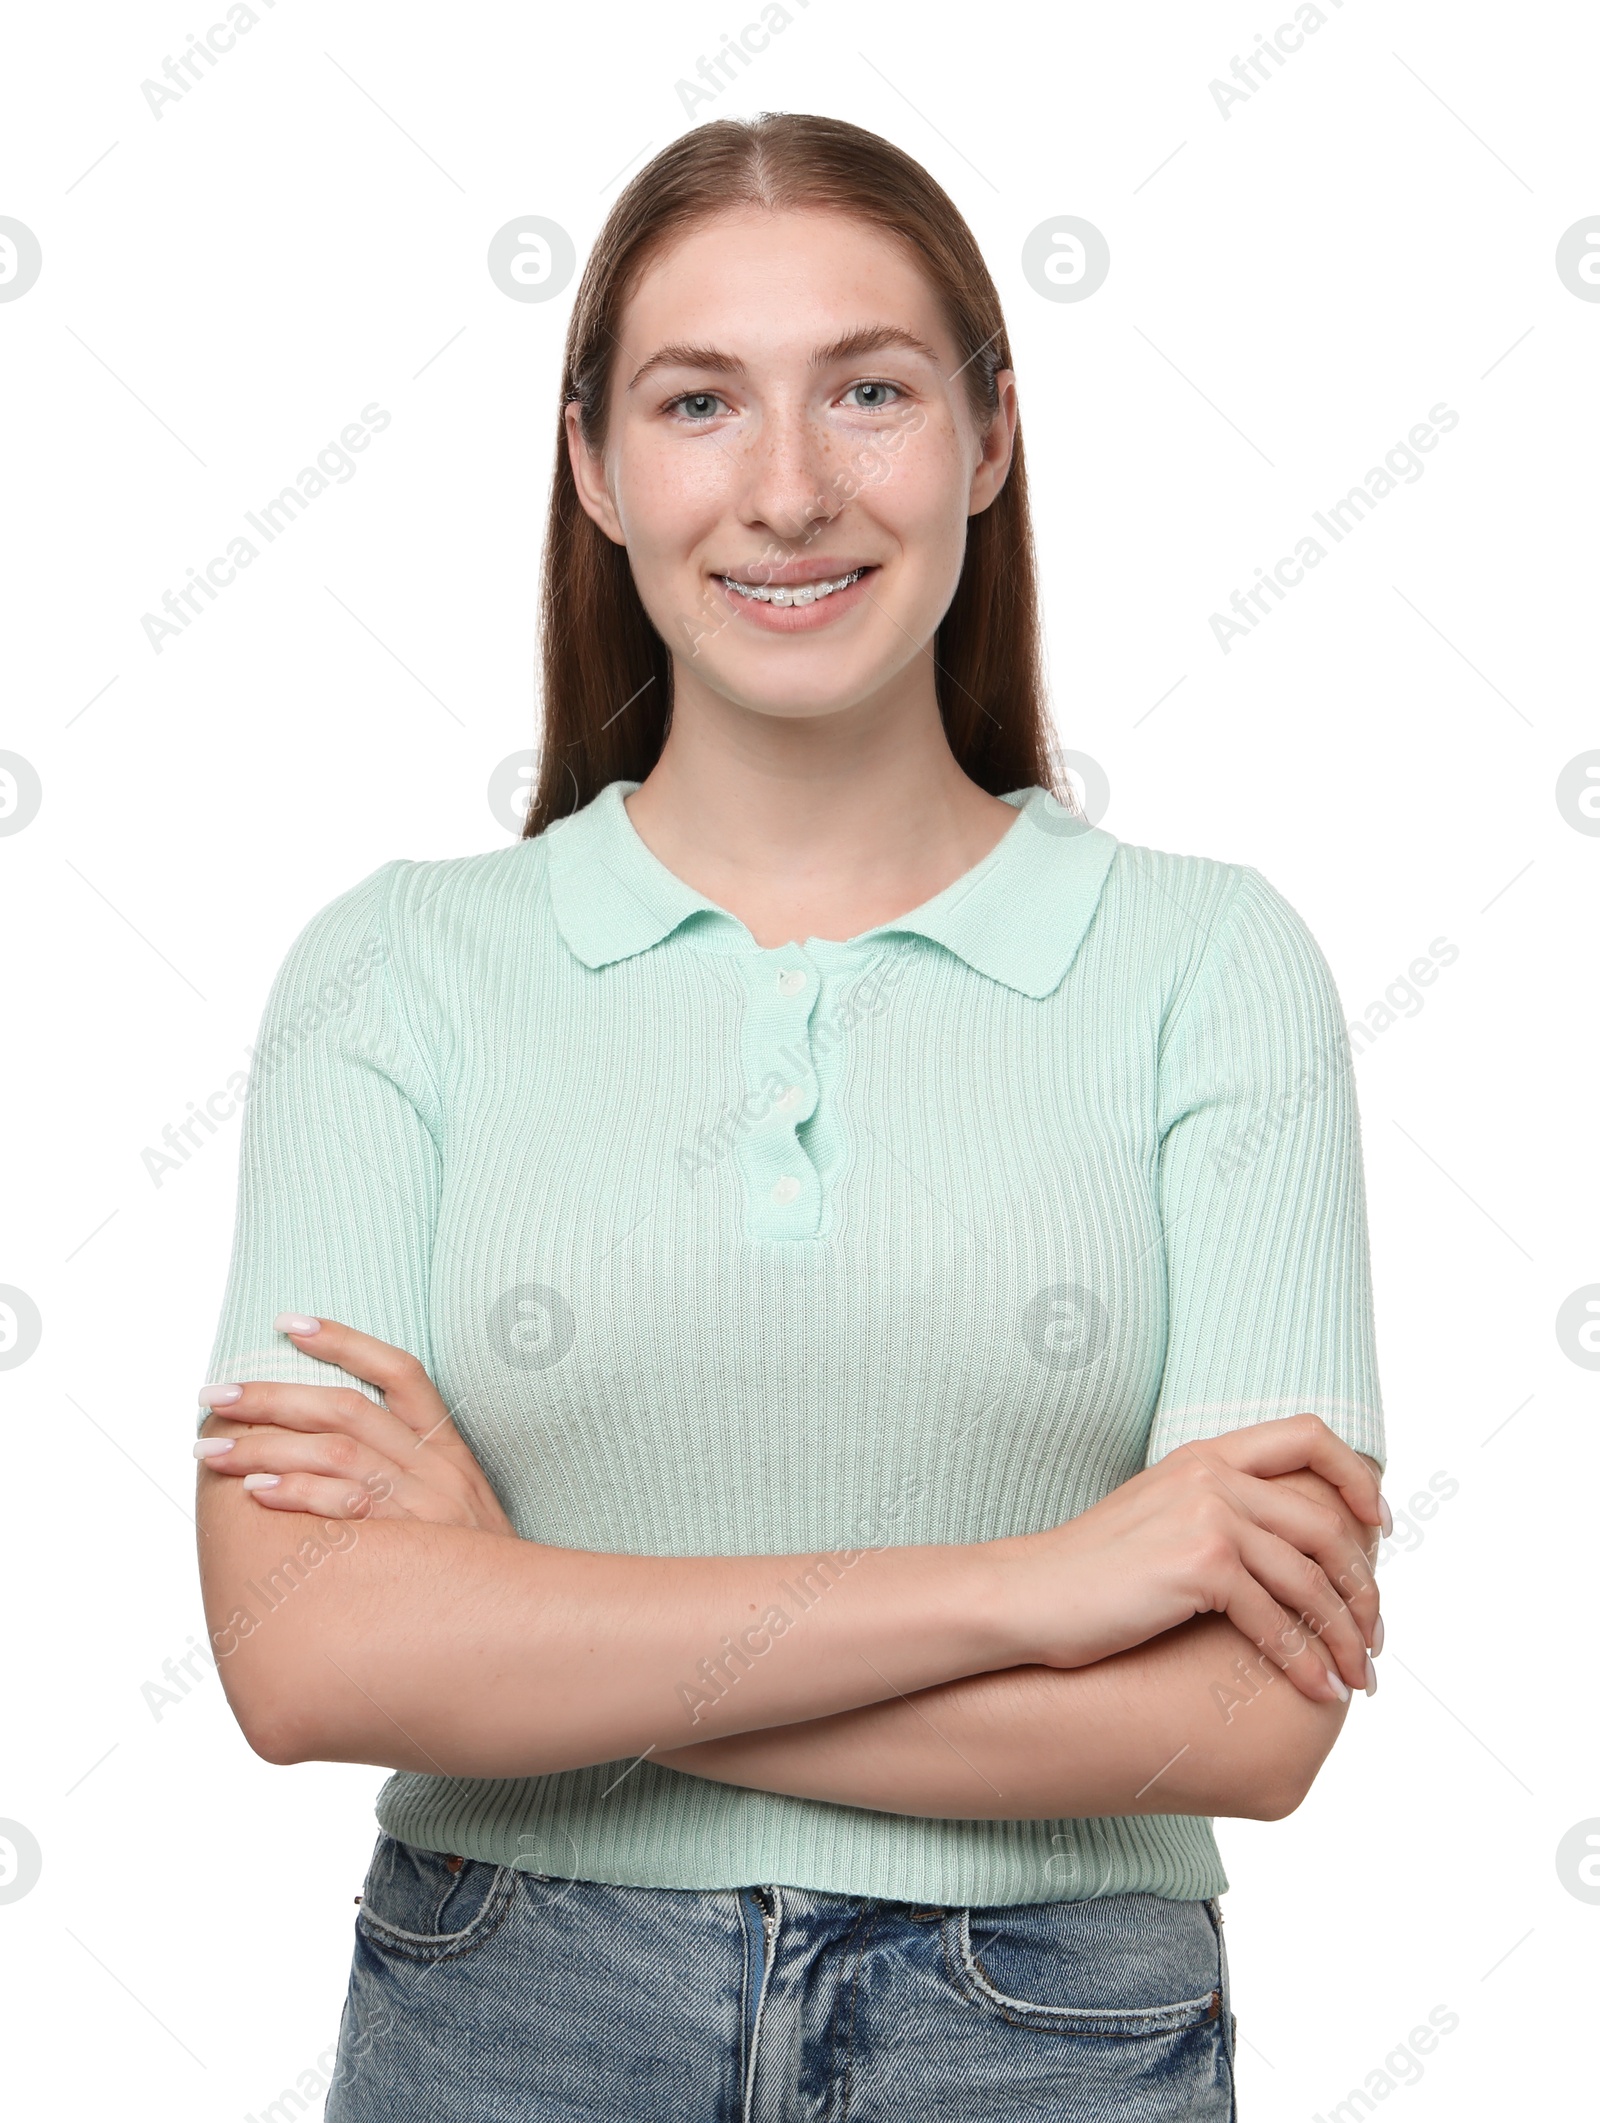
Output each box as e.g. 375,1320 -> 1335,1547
625,324 -> 943,394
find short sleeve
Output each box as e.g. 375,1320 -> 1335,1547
1143,866 -> 1386,1472
196,859 -> 441,1433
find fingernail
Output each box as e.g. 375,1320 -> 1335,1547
1377,1493 -> 1393,1537
1364,1655 -> 1378,1697
1371,1614 -> 1385,1656
275,1312 -> 321,1335
1326,1669 -> 1350,1703
198,1383 -> 241,1406
242,1472 -> 281,1489
194,1438 -> 235,1459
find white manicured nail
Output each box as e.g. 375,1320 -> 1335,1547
275,1312 -> 321,1335
194,1438 -> 235,1459
242,1472 -> 281,1490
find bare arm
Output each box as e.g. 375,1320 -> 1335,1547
198,1323 -> 1383,1780
652,1614 -> 1342,1822
196,1419 -> 1014,1775
650,1459 -> 1385,1822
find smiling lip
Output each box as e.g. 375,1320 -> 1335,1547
714,563 -> 877,631
718,559 -> 879,586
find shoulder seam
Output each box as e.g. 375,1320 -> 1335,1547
373,858 -> 444,1141
1157,862 -> 1253,1060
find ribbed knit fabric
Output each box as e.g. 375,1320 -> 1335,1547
200,780 -> 1385,1907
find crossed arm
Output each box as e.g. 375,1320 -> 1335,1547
195,1318 -> 1384,1825
650,1461 -> 1383,1823
653,1520 -> 1381,1824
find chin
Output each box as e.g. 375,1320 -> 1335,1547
709,649 -> 906,722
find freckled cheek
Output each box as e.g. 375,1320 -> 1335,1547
612,452 -> 729,571
855,445 -> 973,578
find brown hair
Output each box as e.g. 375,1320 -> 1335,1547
526,111 -> 1064,839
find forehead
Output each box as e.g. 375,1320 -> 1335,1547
618,207 -> 955,360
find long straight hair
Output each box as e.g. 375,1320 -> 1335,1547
526,112 -> 1066,839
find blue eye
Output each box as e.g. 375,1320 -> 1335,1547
843,381 -> 902,411
669,392 -> 727,422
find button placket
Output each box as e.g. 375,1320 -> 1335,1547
735,949 -> 823,1239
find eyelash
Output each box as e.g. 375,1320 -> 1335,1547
663,380 -> 906,423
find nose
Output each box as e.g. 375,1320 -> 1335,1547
736,398 -> 842,549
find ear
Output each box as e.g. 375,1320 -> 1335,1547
967,368 -> 1019,519
564,401 -> 626,546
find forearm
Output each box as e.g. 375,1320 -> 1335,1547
653,1611 -> 1350,1821
199,1491 -> 1015,1776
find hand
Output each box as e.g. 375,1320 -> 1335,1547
994,1414 -> 1385,1704
1264,1460 -> 1384,1660
194,1314 -> 517,1536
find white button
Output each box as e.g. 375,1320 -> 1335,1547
777,969 -> 806,996
775,1084 -> 804,1112
771,1176 -> 802,1205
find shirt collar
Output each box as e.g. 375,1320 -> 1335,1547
544,779 -> 1117,999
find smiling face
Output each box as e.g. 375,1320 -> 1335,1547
565,206 -> 1016,729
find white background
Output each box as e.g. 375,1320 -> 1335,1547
2,1 -> 1595,2116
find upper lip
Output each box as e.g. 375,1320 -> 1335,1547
716,559 -> 877,586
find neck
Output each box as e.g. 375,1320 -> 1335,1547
621,659 -> 1021,948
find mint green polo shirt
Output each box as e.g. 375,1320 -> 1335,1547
201,779 -> 1386,1906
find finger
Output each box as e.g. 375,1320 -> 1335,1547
271,1315 -> 452,1440
232,1464 -> 402,1520
1178,1445 -> 1380,1653
195,1424 -> 409,1502
1233,1474 -> 1380,1650
1248,1469 -> 1381,1647
198,1379 -> 423,1468
202,1375 -> 491,1513
1206,1415 -> 1386,1530
1218,1571 -> 1351,1704
1235,1524 -> 1371,1693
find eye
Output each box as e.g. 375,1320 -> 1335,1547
840,380 -> 903,412
666,391 -> 729,423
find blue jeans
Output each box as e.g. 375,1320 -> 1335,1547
324,1831 -> 1238,2120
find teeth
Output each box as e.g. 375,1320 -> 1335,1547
722,568 -> 865,607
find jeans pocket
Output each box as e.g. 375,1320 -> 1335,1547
353,1831 -> 517,1964
945,1895 -> 1225,2037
